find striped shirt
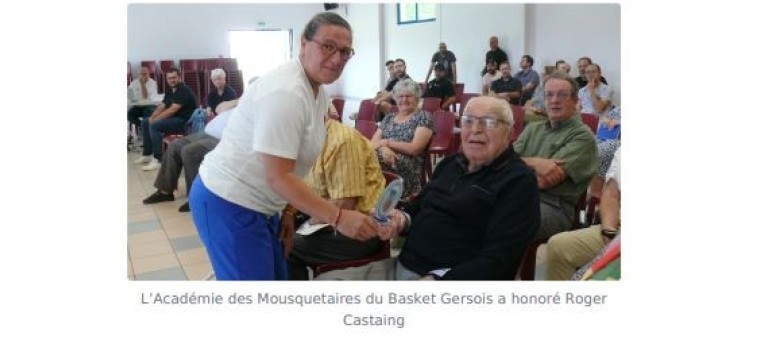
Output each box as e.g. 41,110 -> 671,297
304,119 -> 385,214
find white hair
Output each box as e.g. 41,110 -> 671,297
210,68 -> 226,80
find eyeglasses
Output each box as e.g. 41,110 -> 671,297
309,39 -> 355,61
545,91 -> 572,100
461,114 -> 505,130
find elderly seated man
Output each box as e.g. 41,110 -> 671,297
378,96 -> 541,280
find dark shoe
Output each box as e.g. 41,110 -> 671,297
142,191 -> 174,204
178,202 -> 190,212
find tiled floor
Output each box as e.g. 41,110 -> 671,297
126,134 -> 548,280
127,149 -> 212,281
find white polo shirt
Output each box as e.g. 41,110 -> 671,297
199,59 -> 330,215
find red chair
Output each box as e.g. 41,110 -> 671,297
581,113 -> 600,134
226,69 -> 245,99
331,98 -> 345,122
180,59 -> 201,72
422,97 -> 442,113
510,105 -> 525,142
357,99 -> 377,121
428,110 -> 457,157
458,93 -> 480,116
310,171 -> 400,278
354,120 -> 378,140
221,58 -> 238,71
453,82 -> 464,111
518,192 -> 588,280
160,59 -> 175,73
141,60 -> 159,75
203,58 -> 223,71
182,71 -> 204,106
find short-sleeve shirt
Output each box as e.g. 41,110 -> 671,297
514,68 -> 540,104
163,82 -> 199,121
485,48 -> 508,67
423,78 -> 455,106
199,59 -> 330,215
513,117 -> 598,204
206,85 -> 237,114
385,73 -> 411,92
128,78 -> 158,101
305,119 -> 384,214
431,50 -> 457,81
490,76 -> 523,106
579,83 -> 614,116
376,111 -> 434,198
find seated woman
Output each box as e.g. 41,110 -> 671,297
205,68 -> 237,115
370,79 -> 434,198
590,106 -> 621,197
377,96 -> 541,280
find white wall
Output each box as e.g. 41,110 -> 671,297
379,3 -> 525,95
530,3 -> 621,105
339,3 -> 383,99
128,3 -> 620,105
127,3 -> 322,74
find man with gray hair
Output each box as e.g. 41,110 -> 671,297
378,96 -> 541,280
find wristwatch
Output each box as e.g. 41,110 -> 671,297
600,228 -> 618,239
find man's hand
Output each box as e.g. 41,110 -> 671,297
587,78 -> 598,91
525,158 -> 566,189
335,209 -> 378,241
278,213 -> 296,259
375,209 -> 406,241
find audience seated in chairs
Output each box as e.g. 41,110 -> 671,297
282,118 -> 386,280
127,66 -> 159,144
134,67 -> 199,171
378,96 -> 540,280
575,56 -> 608,89
590,106 -> 621,198
577,63 -> 614,117
513,72 -> 598,240
422,64 -> 457,110
372,58 -> 411,121
514,55 -> 540,105
205,68 -> 236,116
522,66 -> 554,126
489,62 -> 523,106
370,79 -> 434,199
142,100 -> 238,211
546,147 -> 620,280
481,60 -> 501,95
424,42 -> 457,84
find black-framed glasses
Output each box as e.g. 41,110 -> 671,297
461,114 -> 505,130
309,38 -> 355,61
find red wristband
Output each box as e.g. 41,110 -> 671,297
332,208 -> 343,226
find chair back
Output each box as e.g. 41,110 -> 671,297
355,120 -> 378,140
357,99 -> 377,121
182,71 -> 203,107
429,110 -> 456,156
581,113 -> 600,134
510,105 -> 525,142
422,97 -> 442,113
332,98 -> 345,122
458,93 -> 480,116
